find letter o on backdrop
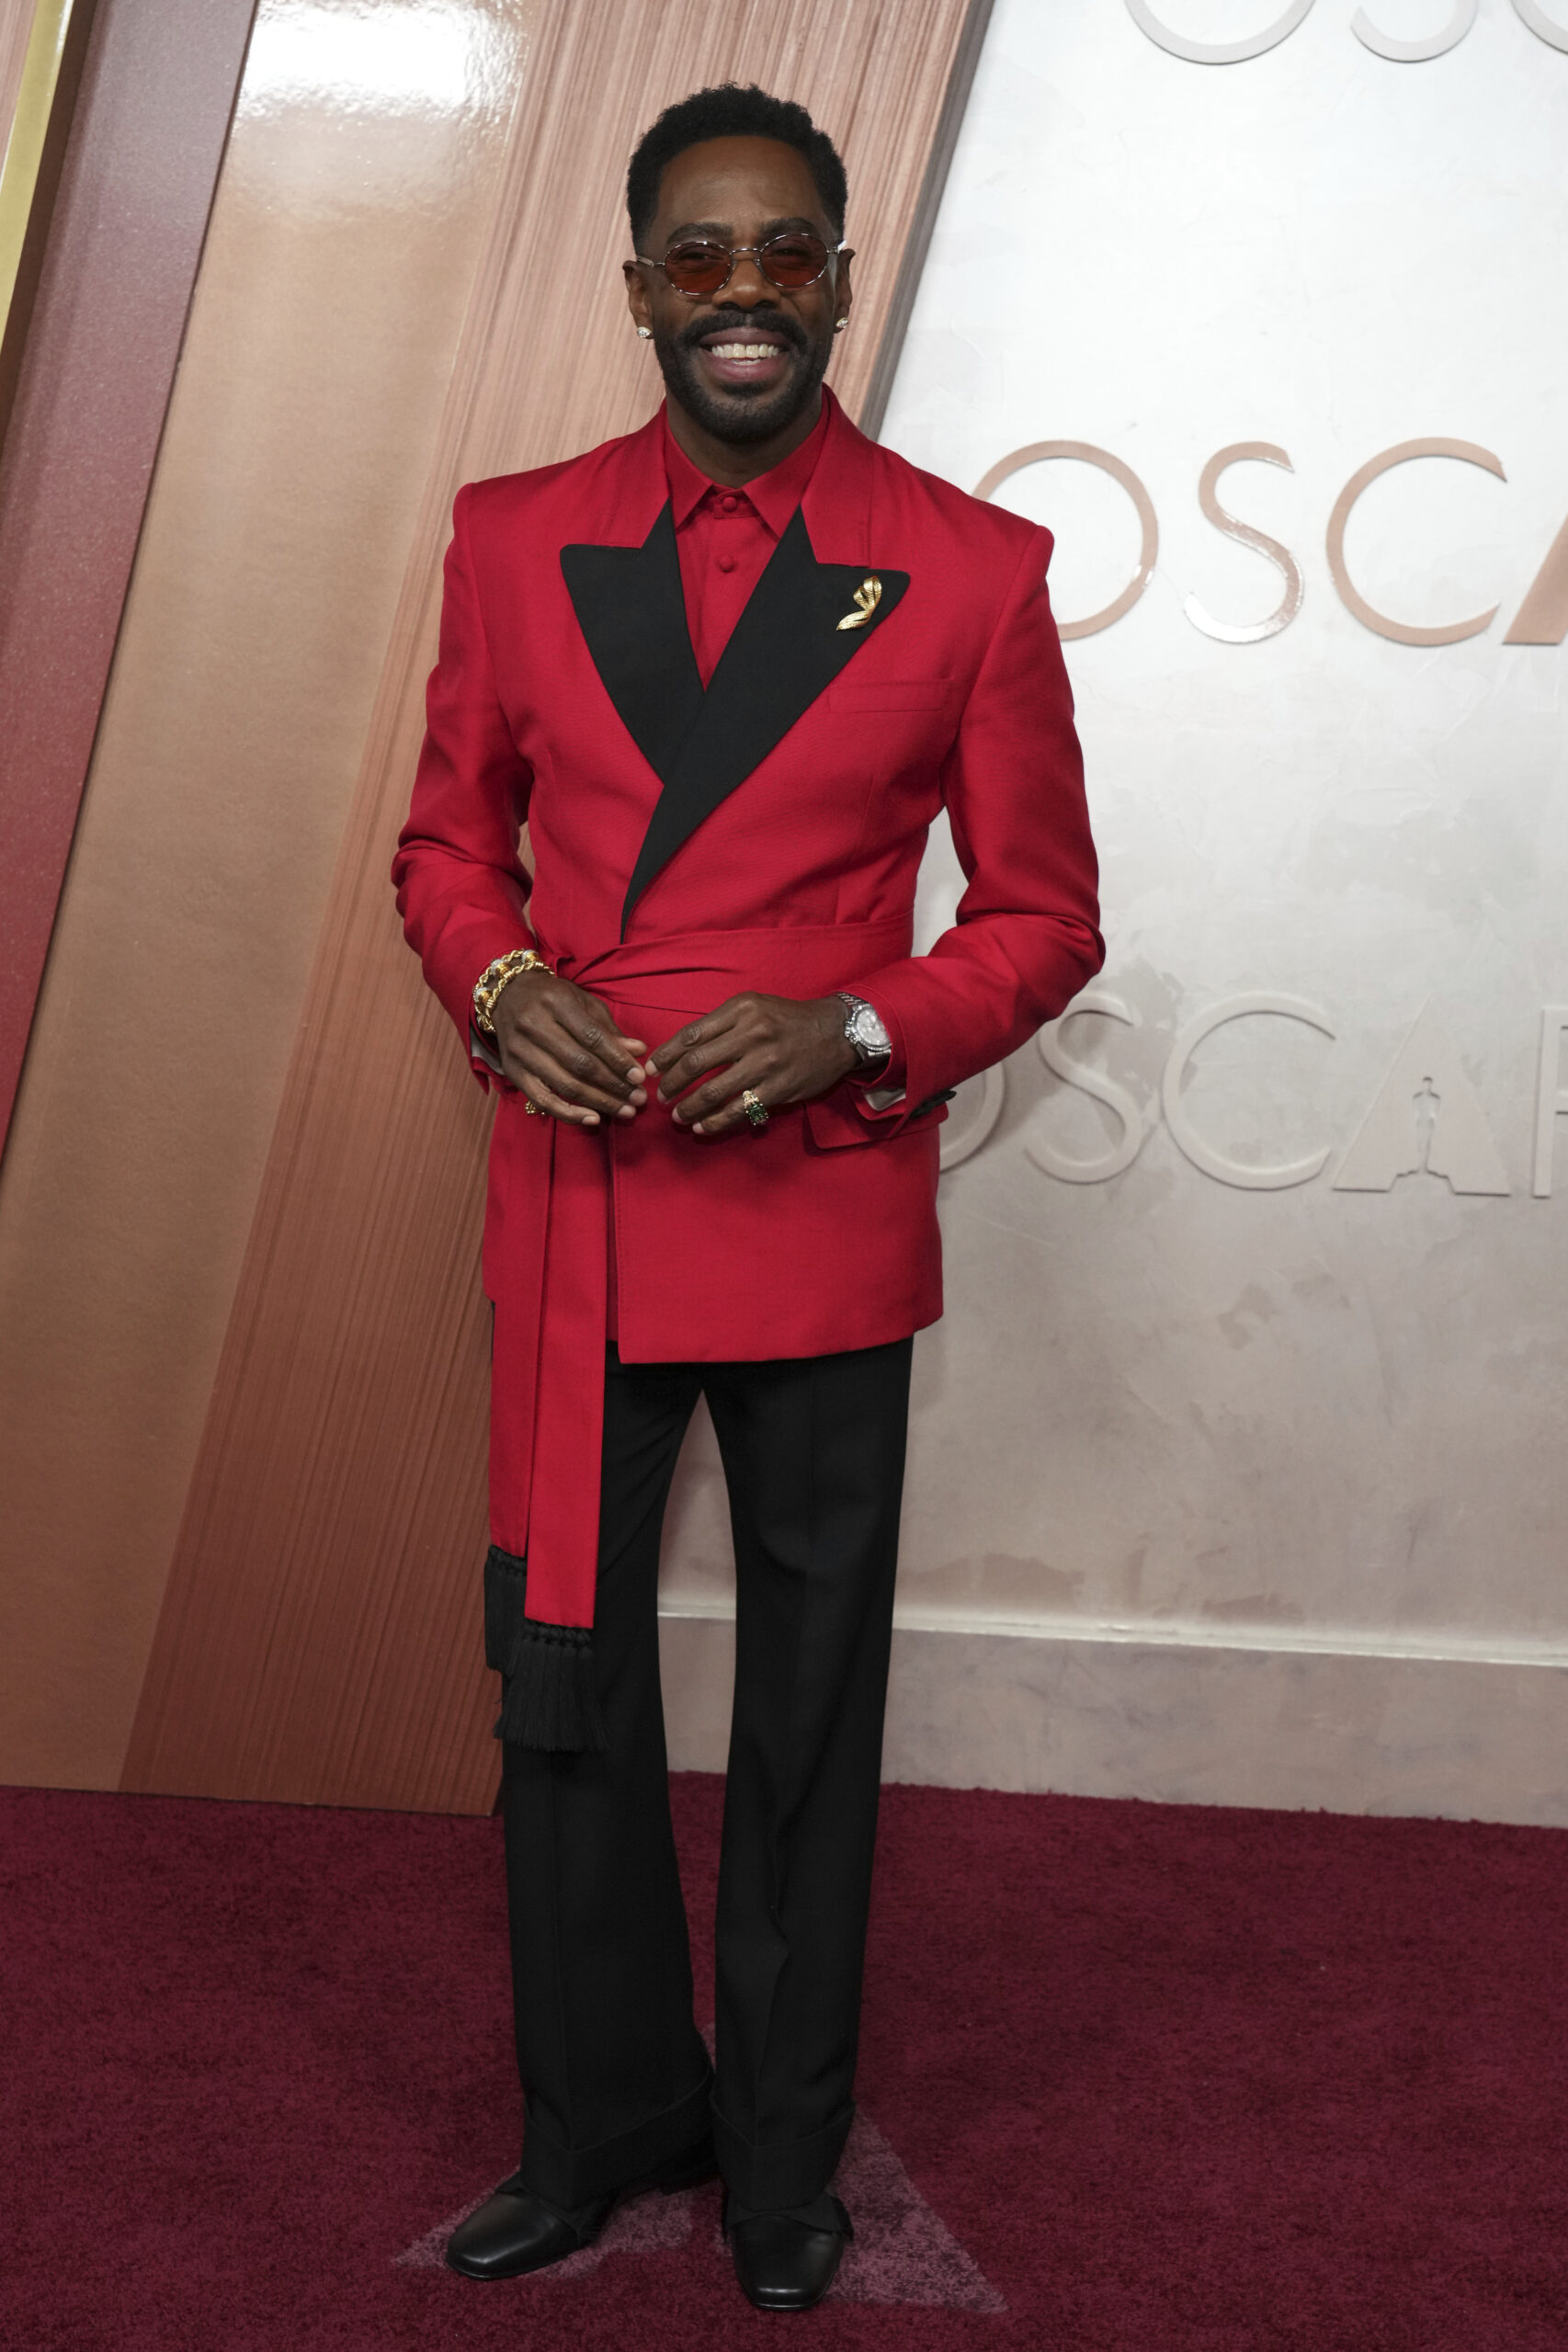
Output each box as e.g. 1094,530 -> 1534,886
1126,0 -> 1316,63
1352,0 -> 1477,61
1512,0 -> 1568,51
974,442 -> 1158,640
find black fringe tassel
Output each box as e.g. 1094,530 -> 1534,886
483,1545 -> 608,1755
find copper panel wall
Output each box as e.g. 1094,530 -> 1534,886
0,0 -> 531,1790
123,0 -> 988,1814
0,0 -> 984,1809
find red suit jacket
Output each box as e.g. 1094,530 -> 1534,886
393,388 -> 1102,1644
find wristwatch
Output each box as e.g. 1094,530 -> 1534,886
835,993 -> 892,1068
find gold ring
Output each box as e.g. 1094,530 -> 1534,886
524,1099 -> 540,1117
741,1088 -> 769,1131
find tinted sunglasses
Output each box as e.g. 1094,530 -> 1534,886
635,232 -> 848,299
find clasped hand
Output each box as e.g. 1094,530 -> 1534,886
493,971 -> 857,1137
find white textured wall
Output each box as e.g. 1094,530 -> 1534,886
660,0 -> 1568,1821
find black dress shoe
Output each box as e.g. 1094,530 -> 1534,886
446,2142 -> 718,2281
726,2191 -> 853,2312
445,2176 -> 610,2279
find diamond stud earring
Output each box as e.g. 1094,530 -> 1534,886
833,318 -> 846,334
637,325 -> 652,338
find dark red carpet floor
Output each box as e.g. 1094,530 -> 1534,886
4,1776 -> 1566,2350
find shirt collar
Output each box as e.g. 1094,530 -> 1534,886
661,392 -> 831,534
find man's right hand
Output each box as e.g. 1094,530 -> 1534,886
492,969 -> 648,1127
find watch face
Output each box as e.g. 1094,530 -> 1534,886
849,1004 -> 890,1057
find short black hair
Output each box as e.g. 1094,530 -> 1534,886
626,85 -> 847,253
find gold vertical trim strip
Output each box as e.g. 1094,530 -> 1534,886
0,0 -> 74,343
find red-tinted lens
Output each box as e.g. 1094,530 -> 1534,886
661,241 -> 732,294
658,234 -> 832,295
759,233 -> 829,288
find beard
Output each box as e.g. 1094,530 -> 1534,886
651,303 -> 833,446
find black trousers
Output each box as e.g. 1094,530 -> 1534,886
500,1335 -> 914,2212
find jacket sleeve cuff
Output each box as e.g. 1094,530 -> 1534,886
850,993 -> 917,1127
421,913 -> 537,1078
468,1020 -> 510,1092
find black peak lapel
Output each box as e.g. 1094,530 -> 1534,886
620,507 -> 908,932
561,503 -> 704,784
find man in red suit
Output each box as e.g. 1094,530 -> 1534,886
393,83 -> 1101,2312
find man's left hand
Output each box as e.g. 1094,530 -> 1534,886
653,994 -> 858,1137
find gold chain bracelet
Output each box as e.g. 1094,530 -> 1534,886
472,947 -> 553,1036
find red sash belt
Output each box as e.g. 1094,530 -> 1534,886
484,917 -> 910,1747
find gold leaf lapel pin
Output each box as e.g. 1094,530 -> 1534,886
836,574 -> 882,631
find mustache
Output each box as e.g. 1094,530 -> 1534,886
674,305 -> 809,358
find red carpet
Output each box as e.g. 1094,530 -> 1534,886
4,1776 -> 1566,2349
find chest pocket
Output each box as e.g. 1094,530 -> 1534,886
826,677 -> 957,714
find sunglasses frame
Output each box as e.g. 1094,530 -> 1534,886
633,233 -> 850,300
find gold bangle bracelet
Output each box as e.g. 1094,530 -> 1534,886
472,947 -> 553,1036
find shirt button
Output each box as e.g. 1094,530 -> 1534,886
718,554 -> 736,573
719,494 -> 738,514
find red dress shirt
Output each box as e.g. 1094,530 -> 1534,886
663,405 -> 828,687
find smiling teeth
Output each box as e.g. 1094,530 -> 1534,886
708,343 -> 781,359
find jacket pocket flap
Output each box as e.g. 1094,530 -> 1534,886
804,1089 -> 950,1152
